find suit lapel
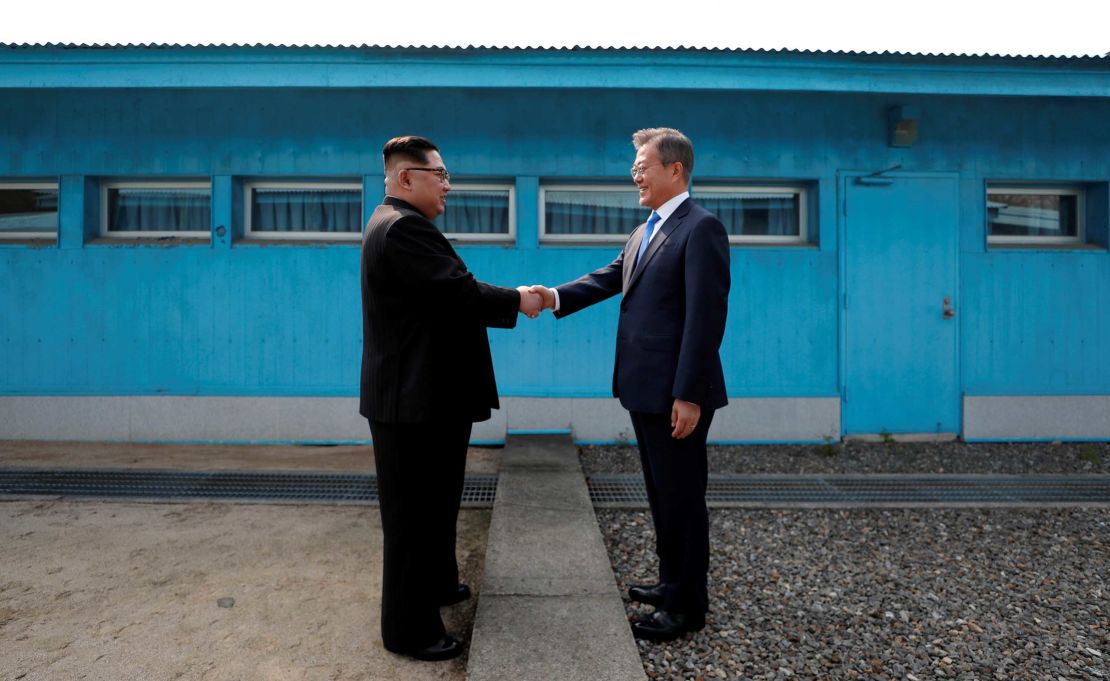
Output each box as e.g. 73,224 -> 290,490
625,199 -> 692,294
622,224 -> 645,293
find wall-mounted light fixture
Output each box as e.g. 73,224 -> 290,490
887,105 -> 920,147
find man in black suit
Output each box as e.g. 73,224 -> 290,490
360,135 -> 542,661
531,128 -> 730,641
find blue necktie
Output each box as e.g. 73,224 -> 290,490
635,211 -> 661,269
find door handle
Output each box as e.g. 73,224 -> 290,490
943,296 -> 956,319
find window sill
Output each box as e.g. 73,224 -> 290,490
236,238 -> 360,247
987,242 -> 1107,252
446,238 -> 516,246
87,237 -> 210,246
729,241 -> 818,249
0,238 -> 57,248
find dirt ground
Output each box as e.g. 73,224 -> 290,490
0,500 -> 489,681
0,440 -> 499,681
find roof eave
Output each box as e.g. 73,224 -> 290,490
1,45 -> 1108,98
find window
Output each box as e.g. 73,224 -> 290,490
541,186 -> 642,242
540,184 -> 809,244
102,181 -> 211,238
434,184 -> 514,241
0,182 -> 58,239
987,185 -> 1084,245
699,186 -> 807,244
245,181 -> 363,240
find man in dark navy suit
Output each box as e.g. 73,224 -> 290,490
361,135 -> 542,660
532,128 -> 730,641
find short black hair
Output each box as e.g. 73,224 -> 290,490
382,135 -> 439,168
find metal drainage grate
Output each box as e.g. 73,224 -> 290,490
0,468 -> 498,507
588,474 -> 1110,508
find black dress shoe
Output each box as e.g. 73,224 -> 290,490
400,635 -> 463,661
628,583 -> 665,607
631,610 -> 706,642
439,583 -> 471,606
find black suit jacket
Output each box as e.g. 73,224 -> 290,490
360,196 -> 519,424
555,198 -> 730,414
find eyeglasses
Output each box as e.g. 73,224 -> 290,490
404,167 -> 451,183
630,163 -> 661,179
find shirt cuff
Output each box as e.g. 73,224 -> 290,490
552,287 -> 561,312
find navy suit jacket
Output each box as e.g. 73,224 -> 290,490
554,198 -> 730,414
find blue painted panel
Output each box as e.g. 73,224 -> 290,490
843,175 -> 960,434
483,245 -> 839,397
1,86 -> 1109,410
2,90 -> 1108,181
0,246 -> 362,395
962,251 -> 1110,394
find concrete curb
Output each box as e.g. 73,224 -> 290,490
467,435 -> 646,681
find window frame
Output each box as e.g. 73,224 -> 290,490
539,183 -> 810,245
539,184 -> 641,244
698,184 -> 809,245
986,183 -> 1086,247
0,181 -> 59,240
100,180 -> 212,239
438,182 -> 516,243
244,180 -> 364,241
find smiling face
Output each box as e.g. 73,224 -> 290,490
397,150 -> 451,220
633,142 -> 687,210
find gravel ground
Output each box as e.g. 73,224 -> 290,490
599,508 -> 1109,681
581,441 -> 1110,476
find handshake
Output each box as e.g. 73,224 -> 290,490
515,285 -> 556,319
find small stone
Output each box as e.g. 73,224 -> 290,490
217,597 -> 235,608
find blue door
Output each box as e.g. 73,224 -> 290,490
842,173 -> 959,436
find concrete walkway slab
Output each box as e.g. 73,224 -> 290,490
467,435 -> 645,681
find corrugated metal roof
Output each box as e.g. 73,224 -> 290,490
2,42 -> 1108,62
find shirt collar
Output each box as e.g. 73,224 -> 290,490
653,191 -> 690,225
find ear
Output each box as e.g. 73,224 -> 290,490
397,169 -> 412,190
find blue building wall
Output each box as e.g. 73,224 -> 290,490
2,83 -> 1109,438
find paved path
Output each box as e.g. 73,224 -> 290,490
467,435 -> 646,681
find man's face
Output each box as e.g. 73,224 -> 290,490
632,142 -> 683,210
401,150 -> 450,219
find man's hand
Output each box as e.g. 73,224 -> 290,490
671,399 -> 702,439
516,286 -> 543,318
528,285 -> 557,310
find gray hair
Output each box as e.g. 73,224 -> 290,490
632,128 -> 694,182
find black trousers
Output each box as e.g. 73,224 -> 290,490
368,417 -> 471,652
629,409 -> 714,617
